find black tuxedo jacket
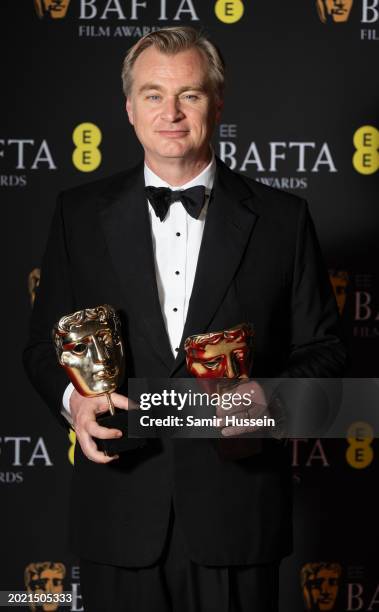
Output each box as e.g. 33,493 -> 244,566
23,157 -> 346,567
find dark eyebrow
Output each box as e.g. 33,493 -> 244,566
138,83 -> 207,95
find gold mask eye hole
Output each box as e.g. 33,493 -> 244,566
73,343 -> 87,355
203,361 -> 221,370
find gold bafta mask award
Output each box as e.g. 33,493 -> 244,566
53,304 -> 142,456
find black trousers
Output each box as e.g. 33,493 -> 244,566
80,509 -> 280,612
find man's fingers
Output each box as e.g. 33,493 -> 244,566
87,420 -> 123,440
217,403 -> 267,423
77,430 -> 119,463
215,400 -> 258,418
218,406 -> 270,436
221,424 -> 260,437
111,392 -> 130,410
215,381 -> 267,418
72,394 -> 131,462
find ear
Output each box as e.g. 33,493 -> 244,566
126,97 -> 134,125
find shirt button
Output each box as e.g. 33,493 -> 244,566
173,307 -> 178,312
176,232 -> 181,237
175,348 -> 179,352
175,270 -> 180,275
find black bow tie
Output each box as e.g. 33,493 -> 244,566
145,185 -> 207,222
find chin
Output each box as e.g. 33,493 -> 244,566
102,382 -> 115,393
155,141 -> 192,154
90,381 -> 112,395
158,147 -> 189,158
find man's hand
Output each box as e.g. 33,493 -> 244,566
216,381 -> 268,437
70,389 -> 129,463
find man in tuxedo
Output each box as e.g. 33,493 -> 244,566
23,26 -> 346,612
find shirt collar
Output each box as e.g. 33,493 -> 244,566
144,151 -> 216,193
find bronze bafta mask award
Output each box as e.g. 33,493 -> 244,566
53,304 -> 142,456
184,323 -> 261,458
184,323 -> 254,380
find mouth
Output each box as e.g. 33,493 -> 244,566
157,130 -> 190,138
93,367 -> 118,381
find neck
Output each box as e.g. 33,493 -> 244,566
144,151 -> 212,187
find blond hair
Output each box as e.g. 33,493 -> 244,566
121,26 -> 225,100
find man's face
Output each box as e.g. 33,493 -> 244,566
28,568 -> 63,611
59,319 -> 123,396
319,0 -> 353,22
306,569 -> 339,611
185,327 -> 253,379
126,46 -> 223,167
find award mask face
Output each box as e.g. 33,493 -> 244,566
329,270 -> 348,315
53,305 -> 124,396
34,0 -> 71,19
316,0 -> 353,22
184,323 -> 254,379
25,562 -> 65,612
301,563 -> 342,611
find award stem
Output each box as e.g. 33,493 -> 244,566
106,393 -> 115,416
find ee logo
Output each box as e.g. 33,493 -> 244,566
346,421 -> 374,469
215,0 -> 244,23
352,125 -> 379,175
72,122 -> 102,172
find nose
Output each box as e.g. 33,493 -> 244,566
225,354 -> 238,379
160,96 -> 184,122
91,336 -> 108,364
45,578 -> 53,593
320,581 -> 329,596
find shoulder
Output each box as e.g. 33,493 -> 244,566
57,162 -> 144,210
216,156 -> 308,221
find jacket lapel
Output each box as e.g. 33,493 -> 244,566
97,163 -> 175,370
170,158 -> 261,376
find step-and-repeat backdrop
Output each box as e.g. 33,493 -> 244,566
2,1 -> 378,610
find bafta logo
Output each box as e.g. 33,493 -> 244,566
316,0 -> 353,23
329,270 -> 349,315
301,562 -> 342,611
24,562 -> 65,611
34,0 -> 71,19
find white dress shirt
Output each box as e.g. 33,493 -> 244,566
61,154 -> 216,422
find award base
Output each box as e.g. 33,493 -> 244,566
94,408 -> 146,456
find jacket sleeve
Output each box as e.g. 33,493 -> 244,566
271,201 -> 347,437
23,193 -> 75,431
282,199 -> 347,378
